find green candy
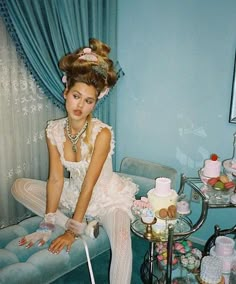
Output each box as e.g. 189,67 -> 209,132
214,181 -> 224,190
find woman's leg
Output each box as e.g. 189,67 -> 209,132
100,209 -> 132,284
11,178 -> 68,228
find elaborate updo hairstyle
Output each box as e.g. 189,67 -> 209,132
59,38 -> 117,97
59,39 -> 117,159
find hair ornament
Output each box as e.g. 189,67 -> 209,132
92,64 -> 108,79
78,48 -> 98,61
98,87 -> 110,100
62,75 -> 67,84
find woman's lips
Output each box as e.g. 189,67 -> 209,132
74,110 -> 82,116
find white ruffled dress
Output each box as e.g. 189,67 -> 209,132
46,117 -> 138,219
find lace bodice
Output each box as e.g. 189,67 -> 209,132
45,117 -> 127,215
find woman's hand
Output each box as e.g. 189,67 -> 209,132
48,231 -> 76,254
19,213 -> 56,248
19,231 -> 52,248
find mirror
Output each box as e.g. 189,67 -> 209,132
229,51 -> 236,123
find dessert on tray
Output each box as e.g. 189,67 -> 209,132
147,177 -> 178,212
176,200 -> 190,215
199,154 -> 235,202
207,175 -> 234,192
202,154 -> 221,178
210,236 -> 236,275
132,177 -> 187,234
147,177 -> 178,233
199,256 -> 223,284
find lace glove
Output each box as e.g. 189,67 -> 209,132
19,213 -> 56,248
65,219 -> 87,238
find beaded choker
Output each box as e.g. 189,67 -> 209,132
66,118 -> 88,153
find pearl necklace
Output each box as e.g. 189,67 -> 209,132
66,118 -> 88,153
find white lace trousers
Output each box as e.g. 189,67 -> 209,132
11,178 -> 132,284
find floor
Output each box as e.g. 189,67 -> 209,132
52,235 -> 204,284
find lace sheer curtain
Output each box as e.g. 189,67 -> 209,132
0,18 -> 65,227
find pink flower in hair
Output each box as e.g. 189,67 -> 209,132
79,48 -> 98,61
98,87 -> 110,100
83,47 -> 92,53
62,75 -> 67,84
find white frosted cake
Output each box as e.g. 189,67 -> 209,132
203,154 -> 221,178
200,256 -> 223,284
177,200 -> 190,214
147,177 -> 178,233
210,236 -> 236,274
147,177 -> 178,212
215,236 -> 235,257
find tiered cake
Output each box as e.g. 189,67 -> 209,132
147,177 -> 178,233
210,236 -> 236,275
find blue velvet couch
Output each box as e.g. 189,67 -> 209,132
0,157 -> 177,284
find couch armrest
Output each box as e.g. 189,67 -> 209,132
119,157 -> 177,189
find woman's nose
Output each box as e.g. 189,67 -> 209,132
77,98 -> 84,108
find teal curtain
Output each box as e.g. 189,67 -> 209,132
0,0 -> 120,117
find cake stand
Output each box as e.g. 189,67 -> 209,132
131,211 -> 205,284
198,168 -> 212,197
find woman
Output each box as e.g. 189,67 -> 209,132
12,38 -> 138,284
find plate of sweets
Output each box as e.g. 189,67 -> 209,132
207,174 -> 235,193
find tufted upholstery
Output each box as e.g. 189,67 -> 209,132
0,216 -> 110,284
0,157 -> 177,283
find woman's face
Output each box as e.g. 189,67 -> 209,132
64,82 -> 97,121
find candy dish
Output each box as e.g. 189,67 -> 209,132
208,183 -> 234,193
199,168 -> 211,185
202,174 -> 235,203
141,216 -> 155,224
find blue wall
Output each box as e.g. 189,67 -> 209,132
116,0 -> 236,242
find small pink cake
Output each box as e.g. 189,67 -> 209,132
203,154 -> 221,178
177,200 -> 190,214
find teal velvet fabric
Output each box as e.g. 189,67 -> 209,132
119,156 -> 177,189
0,216 -> 110,284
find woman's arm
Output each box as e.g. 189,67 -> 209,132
48,127 -> 111,254
46,135 -> 64,214
73,127 -> 111,222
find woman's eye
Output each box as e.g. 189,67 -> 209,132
86,100 -> 94,104
73,94 -> 80,99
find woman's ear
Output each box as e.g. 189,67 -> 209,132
63,88 -> 68,99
